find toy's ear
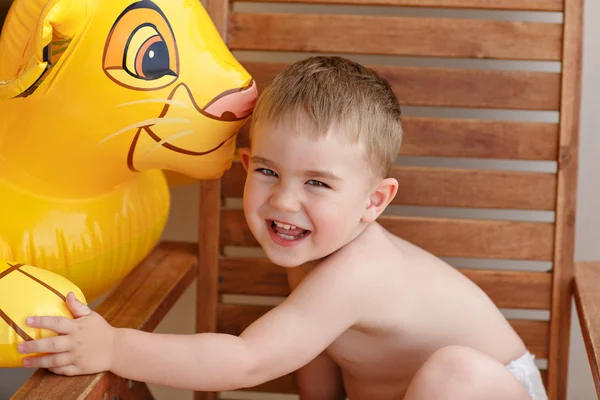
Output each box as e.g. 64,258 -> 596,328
0,0 -> 89,100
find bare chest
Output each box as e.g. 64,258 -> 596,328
325,329 -> 417,399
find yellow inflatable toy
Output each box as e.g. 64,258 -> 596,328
0,0 -> 256,301
0,260 -> 87,367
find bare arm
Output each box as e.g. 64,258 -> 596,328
21,256 -> 365,392
111,259 -> 360,390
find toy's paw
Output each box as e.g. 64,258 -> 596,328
0,237 -> 13,260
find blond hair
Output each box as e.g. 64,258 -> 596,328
249,56 -> 403,179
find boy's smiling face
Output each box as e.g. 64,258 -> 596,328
241,120 -> 377,267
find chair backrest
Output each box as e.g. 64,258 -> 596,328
196,1 -> 583,399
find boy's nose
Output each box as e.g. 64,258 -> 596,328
269,187 -> 301,212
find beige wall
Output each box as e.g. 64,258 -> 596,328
1,1 -> 599,399
567,0 -> 600,397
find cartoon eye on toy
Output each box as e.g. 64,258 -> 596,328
103,1 -> 179,90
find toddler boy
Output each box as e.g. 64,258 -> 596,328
20,56 -> 547,400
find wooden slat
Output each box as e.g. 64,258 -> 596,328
11,241 -> 198,400
229,13 -> 563,61
460,269 -> 552,310
220,257 -> 289,297
377,217 -> 554,260
198,1 -> 229,399
234,116 -> 560,160
574,262 -> 600,397
222,162 -> 557,210
216,303 -> 549,364
233,0 -> 564,12
510,319 -> 550,359
219,257 -> 553,309
206,0 -> 229,41
197,180 -> 223,400
547,0 -> 584,399
399,117 -> 559,160
0,1 -> 11,29
243,62 -> 561,110
221,210 -> 555,260
388,168 -> 556,210
372,67 -> 559,110
542,369 -> 548,389
197,181 -> 222,336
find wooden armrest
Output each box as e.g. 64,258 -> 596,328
10,241 -> 198,400
574,261 -> 600,398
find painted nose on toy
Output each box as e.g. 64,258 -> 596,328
204,80 -> 258,121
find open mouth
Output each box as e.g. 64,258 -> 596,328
268,220 -> 311,241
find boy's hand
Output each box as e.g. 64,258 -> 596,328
18,292 -> 115,376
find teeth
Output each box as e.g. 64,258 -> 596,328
276,231 -> 306,240
277,233 -> 296,240
274,221 -> 297,230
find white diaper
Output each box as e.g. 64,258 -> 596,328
506,351 -> 548,400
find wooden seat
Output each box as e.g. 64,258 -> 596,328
11,0 -> 600,399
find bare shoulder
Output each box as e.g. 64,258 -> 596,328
338,223 -> 395,254
286,225 -> 394,295
317,224 -> 410,285
287,223 -> 435,308
279,234 -> 383,325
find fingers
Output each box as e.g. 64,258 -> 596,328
66,292 -> 92,318
23,352 -> 75,369
24,292 -> 93,336
49,365 -> 81,377
18,335 -> 73,355
26,315 -> 73,334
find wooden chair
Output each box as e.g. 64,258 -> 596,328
11,0 -> 600,399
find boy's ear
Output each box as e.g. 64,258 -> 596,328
240,148 -> 251,172
361,178 -> 399,223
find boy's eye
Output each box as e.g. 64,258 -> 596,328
256,168 -> 277,177
306,180 -> 329,188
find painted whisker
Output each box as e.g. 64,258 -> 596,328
98,117 -> 192,145
146,129 -> 196,155
116,99 -> 189,109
